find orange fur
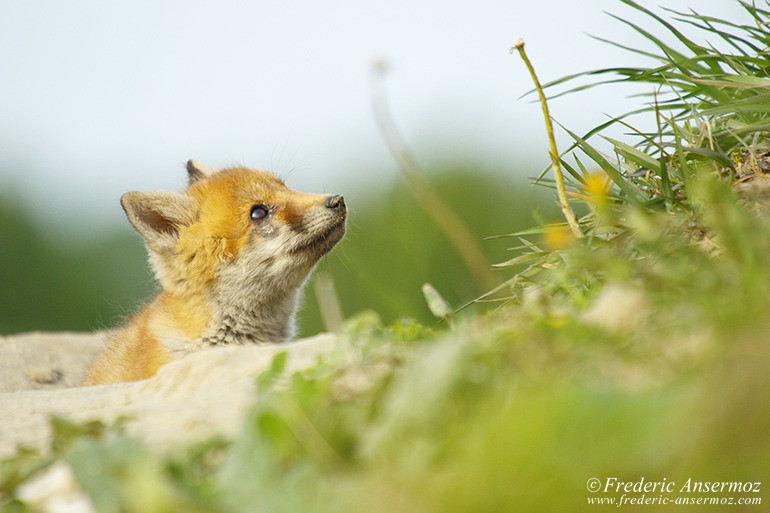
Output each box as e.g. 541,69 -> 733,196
81,301 -> 170,385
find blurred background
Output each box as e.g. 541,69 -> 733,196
0,0 -> 743,335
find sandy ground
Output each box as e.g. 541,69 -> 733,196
0,331 -> 338,460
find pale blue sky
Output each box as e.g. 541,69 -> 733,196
0,0 -> 746,235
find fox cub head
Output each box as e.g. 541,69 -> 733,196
120,160 -> 346,316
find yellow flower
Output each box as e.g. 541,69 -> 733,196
583,173 -> 611,203
543,225 -> 573,251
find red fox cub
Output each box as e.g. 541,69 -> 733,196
82,160 -> 346,386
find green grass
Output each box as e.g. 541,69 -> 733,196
4,1 -> 770,511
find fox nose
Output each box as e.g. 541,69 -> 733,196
325,194 -> 345,209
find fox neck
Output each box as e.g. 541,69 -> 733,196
200,256 -> 315,345
152,245 -> 314,346
203,289 -> 300,346
154,280 -> 301,350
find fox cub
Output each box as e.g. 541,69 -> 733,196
82,160 -> 346,386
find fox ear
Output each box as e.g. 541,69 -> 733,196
121,191 -> 196,253
186,159 -> 212,186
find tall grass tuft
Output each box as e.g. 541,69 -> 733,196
493,0 -> 770,307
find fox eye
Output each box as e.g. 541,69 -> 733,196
250,205 -> 268,223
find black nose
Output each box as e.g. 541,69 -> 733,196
325,194 -> 345,209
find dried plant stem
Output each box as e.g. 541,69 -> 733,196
371,65 -> 499,290
313,271 -> 345,333
511,39 -> 583,239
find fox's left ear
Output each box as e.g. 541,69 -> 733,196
121,191 -> 196,253
186,159 -> 212,186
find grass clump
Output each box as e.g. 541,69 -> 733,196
3,1 -> 770,511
